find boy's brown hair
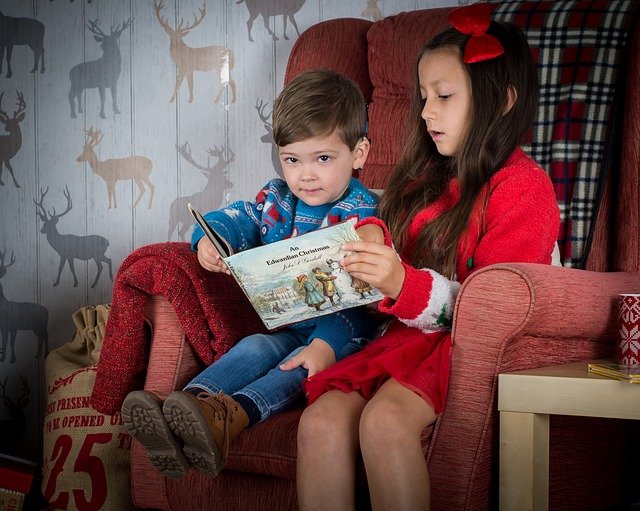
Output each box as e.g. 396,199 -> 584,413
273,69 -> 366,150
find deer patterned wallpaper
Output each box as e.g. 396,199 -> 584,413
0,0 -> 460,461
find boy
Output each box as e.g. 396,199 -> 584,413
122,69 -> 380,478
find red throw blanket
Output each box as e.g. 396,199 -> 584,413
91,242 -> 265,415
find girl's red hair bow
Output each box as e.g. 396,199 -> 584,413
448,3 -> 504,64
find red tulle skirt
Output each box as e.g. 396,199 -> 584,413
304,320 -> 452,414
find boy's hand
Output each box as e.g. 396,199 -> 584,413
196,236 -> 231,274
279,338 -> 336,377
340,240 -> 405,300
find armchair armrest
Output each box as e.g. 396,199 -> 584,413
143,296 -> 203,396
131,295 -> 207,510
427,263 -> 640,510
132,289 -> 266,510
131,273 -> 261,509
453,263 -> 640,345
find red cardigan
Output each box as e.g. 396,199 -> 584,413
367,147 -> 560,333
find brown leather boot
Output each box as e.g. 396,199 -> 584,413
162,391 -> 249,476
121,390 -> 189,478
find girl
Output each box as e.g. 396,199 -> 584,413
295,4 -> 560,510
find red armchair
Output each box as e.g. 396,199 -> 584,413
103,3 -> 640,510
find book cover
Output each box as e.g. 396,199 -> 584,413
588,360 -> 640,383
188,203 -> 233,257
0,489 -> 25,511
0,453 -> 36,511
0,454 -> 36,494
189,205 -> 383,330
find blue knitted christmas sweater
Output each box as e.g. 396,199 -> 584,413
191,177 -> 380,355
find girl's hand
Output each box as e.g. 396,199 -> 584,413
355,224 -> 385,244
196,236 -> 231,274
279,338 -> 336,377
341,241 -> 405,300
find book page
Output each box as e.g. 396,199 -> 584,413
224,221 -> 383,330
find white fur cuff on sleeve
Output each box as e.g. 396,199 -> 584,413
400,269 -> 461,333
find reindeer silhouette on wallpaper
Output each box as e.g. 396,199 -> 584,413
0,377 -> 29,451
76,127 -> 154,209
0,249 -> 49,364
168,142 -> 234,241
0,9 -> 45,78
154,1 -> 236,104
237,0 -> 306,42
361,0 -> 383,21
68,18 -> 132,119
256,98 -> 282,178
34,186 -> 113,288
0,91 -> 26,189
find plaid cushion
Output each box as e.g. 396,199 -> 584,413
493,0 -> 638,267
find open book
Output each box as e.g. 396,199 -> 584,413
189,204 -> 383,330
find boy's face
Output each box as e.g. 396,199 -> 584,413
278,132 -> 369,206
418,48 -> 471,157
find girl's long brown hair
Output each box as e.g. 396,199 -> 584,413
378,21 -> 538,278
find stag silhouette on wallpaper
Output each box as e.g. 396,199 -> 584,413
168,142 -> 234,241
77,127 -> 154,209
154,1 -> 236,103
255,98 -> 282,178
34,186 -> 113,288
0,91 -> 26,188
68,18 -> 132,119
0,9 -> 45,78
0,249 -> 49,364
0,377 -> 29,451
237,0 -> 306,42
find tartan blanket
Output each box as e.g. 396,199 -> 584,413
493,0 -> 638,267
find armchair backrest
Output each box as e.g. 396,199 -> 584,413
611,14 -> 640,275
285,1 -> 640,274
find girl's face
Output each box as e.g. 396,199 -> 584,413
418,48 -> 472,157
278,132 -> 369,207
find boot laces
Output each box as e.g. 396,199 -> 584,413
197,391 -> 239,423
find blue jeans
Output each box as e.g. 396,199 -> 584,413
184,328 -> 368,422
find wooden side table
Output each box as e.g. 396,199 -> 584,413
498,359 -> 640,511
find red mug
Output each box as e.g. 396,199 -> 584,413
618,293 -> 640,366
